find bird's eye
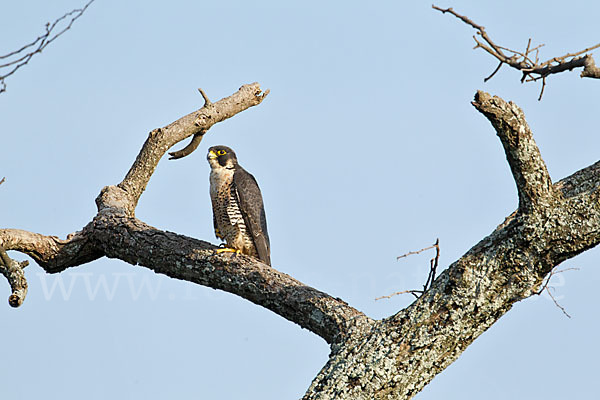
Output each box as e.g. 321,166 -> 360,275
217,150 -> 227,156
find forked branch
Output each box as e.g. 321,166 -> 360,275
377,239 -> 441,300
114,83 -> 269,216
3,77 -> 600,398
0,83 -> 370,344
433,4 -> 600,99
305,92 -> 600,399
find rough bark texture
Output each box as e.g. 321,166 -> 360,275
1,87 -> 599,399
0,244 -> 28,307
90,207 -> 371,344
301,92 -> 600,399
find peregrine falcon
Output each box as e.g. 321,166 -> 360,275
207,145 -> 271,266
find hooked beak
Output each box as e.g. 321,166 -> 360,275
207,150 -> 218,160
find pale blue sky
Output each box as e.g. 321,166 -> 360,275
1,1 -> 599,399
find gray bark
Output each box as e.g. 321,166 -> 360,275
1,87 -> 598,399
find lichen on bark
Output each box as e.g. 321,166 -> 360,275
1,89 -> 599,399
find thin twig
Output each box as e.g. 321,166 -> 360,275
546,287 -> 571,318
375,290 -> 423,301
397,243 -> 436,260
168,130 -> 207,160
423,239 -> 440,291
0,0 -> 95,94
198,88 -> 212,107
553,267 -> 580,274
167,87 -> 214,160
539,43 -> 600,67
379,239 -> 441,301
0,177 -> 5,186
525,38 -> 532,59
535,266 -> 578,318
536,267 -> 579,295
484,61 -> 503,82
538,76 -> 547,101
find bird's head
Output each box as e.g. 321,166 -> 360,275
207,145 -> 238,169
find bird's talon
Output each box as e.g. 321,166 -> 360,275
215,247 -> 240,255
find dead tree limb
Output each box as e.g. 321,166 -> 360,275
168,88 -> 215,160
472,92 -> 555,212
0,244 -> 28,307
2,88 -> 599,398
396,242 -> 437,260
433,5 -> 600,99
0,177 -> 29,307
0,83 -> 371,344
302,92 -> 600,399
116,83 -> 269,216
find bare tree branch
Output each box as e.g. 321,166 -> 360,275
0,0 -> 95,94
472,91 -> 555,212
168,131 -> 206,160
115,83 -> 269,216
0,177 -> 30,306
0,245 -> 28,307
546,286 -> 571,318
0,198 -> 371,343
303,92 -> 600,399
396,242 -> 437,260
0,83 -> 372,344
0,227 -> 101,273
168,88 -> 213,160
2,86 -> 599,398
379,239 -> 441,300
534,266 -> 579,318
92,214 -> 372,343
433,4 -> 600,99
422,238 -> 440,292
1,204 -> 369,344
